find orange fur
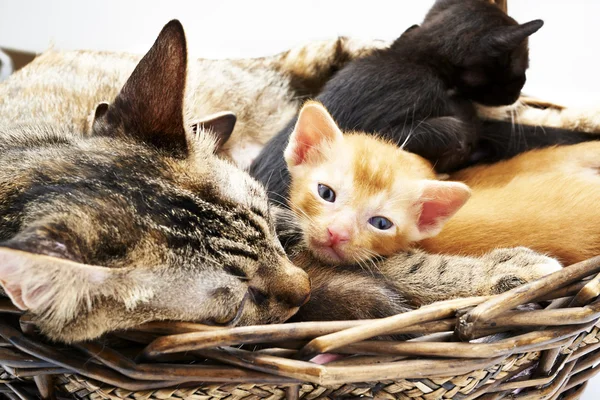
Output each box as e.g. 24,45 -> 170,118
287,103 -> 600,267
422,142 -> 600,265
285,102 -> 469,265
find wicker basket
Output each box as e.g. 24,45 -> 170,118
4,1 -> 600,399
2,256 -> 600,400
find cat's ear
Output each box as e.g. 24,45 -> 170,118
284,101 -> 343,166
92,102 -> 109,124
92,20 -> 188,155
392,24 -> 420,47
483,20 -> 544,54
191,112 -> 237,152
0,247 -> 114,313
408,181 -> 471,241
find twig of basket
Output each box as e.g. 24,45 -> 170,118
459,256 -> 600,340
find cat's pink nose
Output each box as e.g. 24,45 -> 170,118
327,227 -> 350,245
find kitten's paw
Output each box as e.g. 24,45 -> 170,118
487,247 -> 562,294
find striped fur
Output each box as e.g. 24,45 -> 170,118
0,35 -> 385,170
0,21 -> 310,343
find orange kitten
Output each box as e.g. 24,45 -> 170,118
424,141 -> 600,265
285,102 -> 600,266
284,102 -> 470,264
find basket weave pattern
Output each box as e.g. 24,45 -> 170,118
2,256 -> 600,399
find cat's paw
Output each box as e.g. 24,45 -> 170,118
487,247 -> 562,294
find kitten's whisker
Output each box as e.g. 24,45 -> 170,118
361,248 -> 383,274
400,132 -> 413,150
353,254 -> 374,276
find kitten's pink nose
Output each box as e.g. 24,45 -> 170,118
327,227 -> 350,245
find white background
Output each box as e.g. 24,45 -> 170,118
1,0 -> 599,397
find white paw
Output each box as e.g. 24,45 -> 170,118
531,256 -> 562,277
491,247 -> 562,278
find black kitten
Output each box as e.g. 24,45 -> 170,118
251,0 -> 543,201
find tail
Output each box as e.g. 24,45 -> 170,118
473,120 -> 599,163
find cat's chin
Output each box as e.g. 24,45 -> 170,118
309,244 -> 349,265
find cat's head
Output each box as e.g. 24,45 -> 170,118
0,20 -> 310,342
407,0 -> 543,105
285,102 -> 471,265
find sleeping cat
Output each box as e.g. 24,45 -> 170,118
251,0 -> 544,199
0,21 -> 312,343
424,141 -> 600,265
283,102 -> 597,272
0,31 -> 385,170
278,101 -> 563,322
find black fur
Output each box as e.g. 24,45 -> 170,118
473,120 -> 599,164
250,0 -> 543,202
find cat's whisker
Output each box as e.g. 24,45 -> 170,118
400,132 -> 413,150
361,248 -> 383,272
353,254 -> 374,276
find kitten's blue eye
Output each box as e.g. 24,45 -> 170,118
369,216 -> 393,230
317,184 -> 336,202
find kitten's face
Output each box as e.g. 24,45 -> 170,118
418,0 -> 543,106
289,135 -> 432,264
457,43 -> 529,105
285,102 -> 471,265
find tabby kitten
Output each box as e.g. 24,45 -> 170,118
0,21 -> 310,343
251,0 -> 544,199
277,102 -> 562,322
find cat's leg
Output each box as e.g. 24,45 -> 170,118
289,247 -> 559,323
289,263 -> 412,322
375,247 -> 561,307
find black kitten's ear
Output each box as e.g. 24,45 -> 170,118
392,24 -> 419,48
191,112 -> 237,151
484,20 -> 544,54
93,20 -> 188,155
402,24 -> 420,36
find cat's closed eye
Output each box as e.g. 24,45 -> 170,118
317,183 -> 336,202
368,216 -> 393,230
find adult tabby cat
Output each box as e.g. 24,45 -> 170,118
0,21 -> 312,343
251,0 -> 545,199
277,102 -> 563,322
0,32 -> 385,170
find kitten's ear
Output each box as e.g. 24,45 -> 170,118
0,247 -> 113,313
284,102 -> 343,166
392,24 -> 420,47
484,20 -> 544,54
92,20 -> 188,155
191,112 -> 237,152
408,181 -> 471,241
